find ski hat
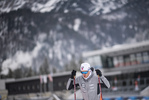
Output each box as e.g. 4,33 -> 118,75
80,62 -> 91,71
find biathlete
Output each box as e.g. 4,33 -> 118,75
66,62 -> 110,100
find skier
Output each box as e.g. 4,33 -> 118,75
66,62 -> 110,100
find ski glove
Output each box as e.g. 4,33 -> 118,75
90,67 -> 94,72
71,70 -> 76,79
95,69 -> 102,76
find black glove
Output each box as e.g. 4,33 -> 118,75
71,70 -> 76,79
90,67 -> 94,72
95,69 -> 102,76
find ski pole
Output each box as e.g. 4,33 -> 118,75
98,75 -> 103,100
74,76 -> 76,100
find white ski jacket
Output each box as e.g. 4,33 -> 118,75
66,71 -> 110,100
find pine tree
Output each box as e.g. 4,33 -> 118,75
26,67 -> 34,77
13,68 -> 23,78
39,57 -> 50,75
7,68 -> 13,78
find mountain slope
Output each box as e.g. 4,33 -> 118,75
0,0 -> 149,74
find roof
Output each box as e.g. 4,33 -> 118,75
82,41 -> 149,57
103,63 -> 149,76
5,71 -> 72,83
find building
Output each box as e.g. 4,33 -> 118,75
82,41 -> 149,97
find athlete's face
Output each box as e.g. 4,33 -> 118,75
81,70 -> 90,78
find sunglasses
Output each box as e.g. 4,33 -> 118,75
81,71 -> 88,74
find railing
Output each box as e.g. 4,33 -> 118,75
102,77 -> 149,94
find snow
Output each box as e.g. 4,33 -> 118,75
91,35 -> 97,44
15,51 -> 32,66
67,54 -> 72,61
0,0 -> 26,14
64,9 -> 69,13
1,51 -> 32,75
13,0 -> 26,10
129,25 -> 133,29
100,32 -> 106,38
38,33 -> 47,42
53,40 -> 62,61
72,3 -> 78,7
73,18 -> 81,31
32,42 -> 42,58
101,12 -> 127,21
90,0 -> 128,15
31,0 -> 60,13
0,0 -> 129,16
1,42 -> 43,75
49,49 -> 53,59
